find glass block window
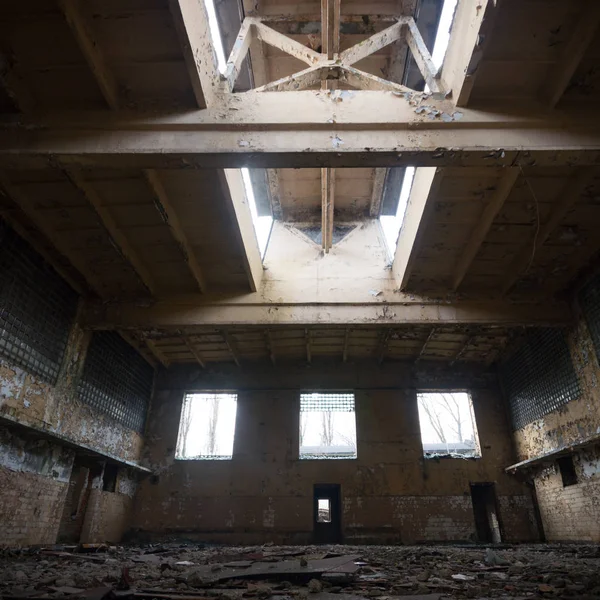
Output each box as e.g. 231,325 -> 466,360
579,272 -> 600,363
499,328 -> 580,431
299,393 -> 357,459
78,332 -> 154,433
0,220 -> 77,384
175,393 -> 238,460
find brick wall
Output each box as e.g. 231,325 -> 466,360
131,362 -> 538,544
534,448 -> 600,542
508,291 -> 600,542
80,468 -> 138,544
0,425 -> 74,545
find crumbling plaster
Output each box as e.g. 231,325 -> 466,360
131,362 -> 538,544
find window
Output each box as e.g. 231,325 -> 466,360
0,219 -> 78,384
78,332 -> 153,434
557,455 -> 578,487
499,328 -> 580,431
317,498 -> 331,523
299,393 -> 357,459
417,392 -> 481,458
176,393 -> 237,460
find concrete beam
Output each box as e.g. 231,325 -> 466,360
83,298 -> 571,331
1,92 -> 599,168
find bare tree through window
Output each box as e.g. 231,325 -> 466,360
417,392 -> 481,458
299,393 -> 357,460
175,393 -> 237,460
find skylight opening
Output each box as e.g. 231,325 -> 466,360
431,0 -> 458,71
380,166 -> 415,256
203,0 -> 227,74
241,168 -> 273,259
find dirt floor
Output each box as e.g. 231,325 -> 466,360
1,544 -> 600,600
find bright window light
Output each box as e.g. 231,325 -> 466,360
380,166 -> 415,256
204,0 -> 227,74
176,393 -> 237,460
417,392 -> 481,459
299,393 -> 357,460
241,168 -> 273,259
430,0 -> 458,71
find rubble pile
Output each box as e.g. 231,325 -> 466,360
1,543 -> 600,600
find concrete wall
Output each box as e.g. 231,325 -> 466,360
0,314 -> 146,545
511,298 -> 600,542
131,363 -> 538,544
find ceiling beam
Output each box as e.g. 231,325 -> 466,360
65,168 -> 156,297
265,330 -> 276,365
0,53 -> 36,113
369,168 -> 386,217
452,167 -> 520,291
416,328 -> 436,363
143,337 -> 170,368
222,330 -> 240,367
118,331 -> 158,369
254,20 -> 321,66
393,167 -> 443,289
144,170 -> 207,293
321,0 -> 341,59
59,0 -> 120,110
440,0 -> 498,107
321,167 -> 335,252
169,0 -> 221,107
378,329 -> 392,364
182,336 -> 204,368
342,328 -> 350,362
540,1 -> 600,109
4,94 -> 599,168
219,169 -> 263,292
248,14 -> 398,35
83,299 -> 571,331
0,203 -> 87,296
502,168 -> 595,295
0,172 -> 108,296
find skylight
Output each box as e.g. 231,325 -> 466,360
430,0 -> 458,72
241,168 -> 273,259
204,0 -> 227,74
380,166 -> 415,256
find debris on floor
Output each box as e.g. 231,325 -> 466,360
1,543 -> 600,599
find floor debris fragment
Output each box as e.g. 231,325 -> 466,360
1,543 -> 600,599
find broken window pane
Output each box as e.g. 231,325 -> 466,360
317,498 -> 331,523
417,392 -> 481,459
176,393 -> 237,460
299,393 -> 357,460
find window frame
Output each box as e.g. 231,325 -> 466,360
416,389 -> 482,460
298,390 -> 358,461
175,390 -> 239,461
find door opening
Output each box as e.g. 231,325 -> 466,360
313,484 -> 341,543
470,482 -> 502,543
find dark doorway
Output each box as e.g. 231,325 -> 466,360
313,484 -> 341,543
470,482 -> 502,543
